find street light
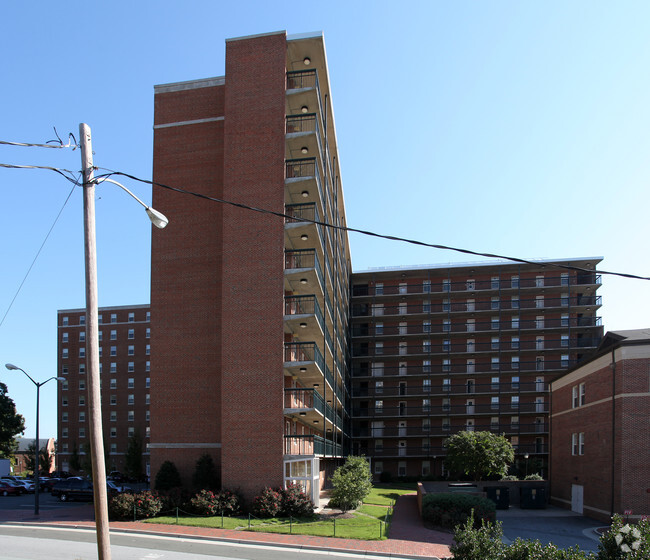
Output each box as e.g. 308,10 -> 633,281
524,453 -> 529,477
80,123 -> 168,560
4,363 -> 64,515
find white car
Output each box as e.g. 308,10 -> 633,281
14,479 -> 35,493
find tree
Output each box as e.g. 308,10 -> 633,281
329,456 -> 373,513
0,382 -> 25,458
154,460 -> 182,491
444,431 -> 514,481
192,453 -> 219,490
69,441 -> 81,472
24,441 -> 52,475
124,432 -> 144,481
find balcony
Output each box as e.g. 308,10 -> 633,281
352,400 -> 549,418
286,113 -> 324,164
285,203 -> 326,254
284,434 -> 342,457
284,295 -> 325,340
284,388 -> 343,432
285,248 -> 324,296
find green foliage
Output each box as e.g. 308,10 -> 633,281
524,473 -> 544,481
109,490 -> 162,521
0,383 -> 25,458
190,489 -> 242,516
69,442 -> 81,472
155,460 -> 182,491
422,493 -> 496,530
253,487 -> 283,517
450,512 -> 504,560
124,432 -> 144,481
501,475 -> 519,481
445,431 -> 515,481
329,456 -> 373,513
80,442 -> 92,475
191,453 -> 219,491
24,441 -> 52,475
157,487 -> 191,511
597,514 -> 650,559
281,484 -> 314,517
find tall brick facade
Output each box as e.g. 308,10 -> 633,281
550,329 -> 650,522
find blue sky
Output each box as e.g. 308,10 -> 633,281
1,1 -> 649,439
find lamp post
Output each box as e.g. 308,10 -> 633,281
524,453 -> 529,478
79,123 -> 167,560
4,363 -> 63,514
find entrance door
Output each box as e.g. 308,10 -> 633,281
571,484 -> 584,514
398,421 -> 407,437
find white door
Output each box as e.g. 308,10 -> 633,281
398,421 -> 407,437
571,484 -> 584,514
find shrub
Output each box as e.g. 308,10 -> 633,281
379,471 -> 392,483
109,490 -> 162,521
192,453 -> 220,491
329,456 -> 373,512
421,493 -> 496,530
597,514 -> 650,559
450,512 -> 504,560
281,484 -> 314,517
524,473 -> 544,481
154,460 -> 182,491
253,487 -> 283,517
190,489 -> 242,516
501,475 -> 519,481
157,487 -> 191,511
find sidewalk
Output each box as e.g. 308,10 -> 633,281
1,494 -> 453,559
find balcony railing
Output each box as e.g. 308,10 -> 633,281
285,248 -> 324,288
284,388 -> 343,426
351,380 -> 548,398
284,434 -> 342,457
352,401 -> 549,418
285,295 -> 325,331
284,341 -> 325,369
358,442 -> 548,458
287,69 -> 318,90
352,421 -> 548,438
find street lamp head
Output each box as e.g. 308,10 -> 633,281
5,363 -> 19,371
145,207 -> 169,229
55,377 -> 66,382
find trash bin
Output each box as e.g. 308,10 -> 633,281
520,486 -> 546,509
485,486 -> 510,509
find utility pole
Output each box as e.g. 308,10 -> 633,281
80,123 -> 111,560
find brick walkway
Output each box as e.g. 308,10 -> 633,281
1,494 -> 452,559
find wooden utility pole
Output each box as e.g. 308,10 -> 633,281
80,123 -> 111,560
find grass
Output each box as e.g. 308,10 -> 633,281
142,484 -> 408,540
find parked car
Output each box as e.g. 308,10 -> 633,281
37,478 -> 60,492
0,480 -> 25,495
108,471 -> 125,483
53,478 -> 120,502
107,481 -> 131,494
15,479 -> 36,493
0,480 -> 21,496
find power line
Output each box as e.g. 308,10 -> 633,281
0,163 -> 80,185
0,129 -> 78,149
94,169 -> 650,282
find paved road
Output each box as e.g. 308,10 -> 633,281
498,506 -> 603,553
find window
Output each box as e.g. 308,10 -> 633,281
511,416 -> 519,428
442,418 -> 450,431
110,362 -> 117,373
422,460 -> 431,477
110,346 -> 117,356
110,395 -> 117,405
422,340 -> 430,353
62,316 -> 69,326
78,380 -> 85,390
375,283 -> 384,295
579,432 -> 585,455
466,319 -> 475,332
98,346 -> 103,358
375,342 -> 383,355
536,356 -> 545,371
98,314 -> 103,324
536,275 -> 544,288
422,300 -> 431,313
536,296 -> 544,309
399,282 -> 407,294
128,394 -> 135,405
79,411 -> 86,422
422,360 -> 431,373
467,339 -> 475,352
61,380 -> 68,391
146,327 -> 151,339
442,378 -> 451,392
442,358 -> 451,372
422,399 -> 430,412
511,376 -> 520,390
561,293 -> 569,306
511,336 -> 520,349
110,330 -> 117,341
422,418 -> 431,431
375,400 -> 383,411
146,410 -> 150,422
375,322 -> 383,335
79,331 -> 86,342
491,357 -> 500,371
442,339 -> 450,351
62,348 -> 68,359
62,366 -> 68,375
146,361 -> 150,372
371,304 -> 384,316
79,315 -> 86,325
399,341 -> 407,355
579,382 -> 586,405
79,395 -> 85,406
511,276 -> 519,289
466,359 -> 475,373
536,316 -> 544,329
110,427 -> 117,438
491,296 -> 500,310
511,296 -> 519,309
374,381 -> 383,394
110,411 -> 117,422
491,417 -> 499,430
511,396 -> 519,409
374,461 -> 383,474
128,312 -> 135,322
422,280 -> 431,293
536,337 -> 544,350
398,462 -> 407,477
128,345 -> 134,356
146,344 -> 151,355
98,331 -> 103,342
491,376 -> 500,390
146,426 -> 151,438
491,277 -> 500,290
79,428 -> 86,438
61,396 -> 68,406
511,316 -> 519,329
466,279 -> 475,291
128,410 -> 134,421
145,377 -> 150,388
110,443 -> 117,453
491,337 -> 499,350
511,356 -> 520,370
561,334 -> 569,347
561,354 -> 570,368
491,317 -> 499,330
561,273 -> 569,286
128,328 -> 135,339
442,320 -> 451,332
423,379 -> 431,392
111,313 -> 117,323
146,311 -> 151,321
491,397 -> 499,410
128,427 -> 135,437
561,314 -> 569,327
128,378 -> 135,389
372,363 -> 384,377
62,332 -> 69,343
398,302 -> 407,315
423,321 -> 431,333
62,412 -> 68,422
466,299 -> 475,312
442,397 -> 450,411
442,279 -> 450,292
128,362 -> 134,373
62,428 -> 68,438
442,298 -> 450,312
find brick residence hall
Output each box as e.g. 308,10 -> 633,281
55,31 -> 644,519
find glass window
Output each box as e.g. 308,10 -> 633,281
79,315 -> 86,325
110,330 -> 117,340
511,316 -> 519,329
128,394 -> 134,405
491,337 -> 499,350
111,313 -> 117,323
511,376 -> 520,389
511,276 -> 519,289
79,331 -> 86,342
536,275 -> 544,287
579,382 -> 586,405
128,378 -> 135,389
423,321 -> 431,333
110,362 -> 117,373
511,396 -> 519,409
146,361 -> 150,372
145,377 -> 150,388
128,329 -> 135,339
491,397 -> 499,410
128,312 -> 135,322
491,277 -> 500,290
422,280 -> 431,293
110,346 -> 117,356
146,327 -> 151,339
511,296 -> 519,309
375,283 -> 384,295
422,360 -> 431,373
442,279 -> 450,292
62,316 -> 69,326
62,348 -> 68,359
422,300 -> 431,313
128,362 -> 134,373
110,411 -> 117,421
491,317 -> 499,330
491,357 -> 500,370
62,332 -> 69,343
128,345 -> 135,356
110,378 -> 117,389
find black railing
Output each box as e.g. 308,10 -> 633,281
352,401 -> 548,418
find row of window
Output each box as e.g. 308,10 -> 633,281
61,311 -> 150,326
370,376 -> 543,392
61,393 -> 149,407
572,383 -> 586,408
61,377 -> 150,391
373,295 -> 573,312
372,274 -> 567,295
372,395 -> 536,411
61,361 -> 150,375
62,409 -> 150,424
62,328 -> 150,343
367,416 -> 542,433
368,361 -> 553,375
59,442 -> 151,454
62,344 -> 150,359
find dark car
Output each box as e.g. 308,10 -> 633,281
0,479 -> 25,495
38,478 -> 60,492
52,478 -> 92,501
0,481 -> 21,496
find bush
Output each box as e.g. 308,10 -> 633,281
190,489 -> 242,517
192,454 -> 220,491
597,514 -> 650,559
109,490 -> 163,521
524,473 -> 544,481
157,487 -> 191,511
450,512 -> 504,560
421,493 -> 496,530
253,487 -> 283,517
501,475 -> 519,481
154,460 -> 182,491
281,484 -> 314,517
329,456 -> 373,513
379,471 -> 392,483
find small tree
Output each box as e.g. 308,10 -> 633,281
124,432 -> 144,481
0,382 -> 25,458
445,431 -> 514,481
24,441 -> 52,475
329,456 -> 372,513
192,453 -> 219,490
155,460 -> 182,491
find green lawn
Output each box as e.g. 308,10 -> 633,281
142,484 -> 408,540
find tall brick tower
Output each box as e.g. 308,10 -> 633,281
150,31 -> 351,502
